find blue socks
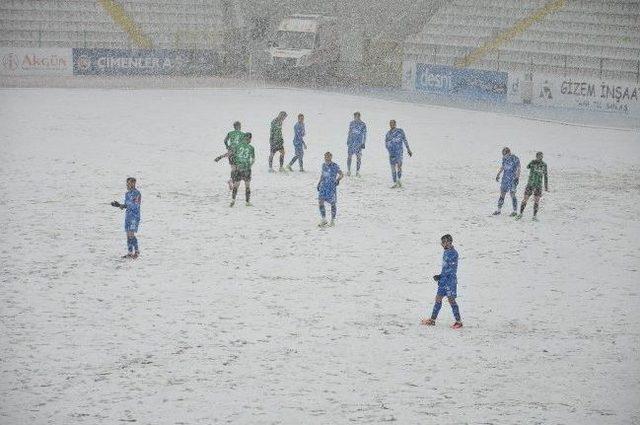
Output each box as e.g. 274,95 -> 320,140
127,236 -> 139,253
392,170 -> 397,182
356,156 -> 361,172
347,155 -> 352,172
498,195 -> 505,209
131,236 -> 138,252
451,303 -> 461,322
331,204 -> 337,220
319,204 -> 326,218
398,170 -> 402,180
431,301 -> 442,320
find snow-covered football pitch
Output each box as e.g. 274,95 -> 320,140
1,87 -> 639,424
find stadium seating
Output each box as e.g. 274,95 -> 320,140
404,0 -> 640,81
0,0 -> 229,49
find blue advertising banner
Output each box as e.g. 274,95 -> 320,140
73,49 -> 224,76
415,63 -> 508,102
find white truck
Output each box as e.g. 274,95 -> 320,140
266,14 -> 339,78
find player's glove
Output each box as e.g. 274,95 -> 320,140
495,174 -> 500,182
111,201 -> 122,208
214,155 -> 223,162
335,179 -> 340,186
361,144 -> 365,150
317,183 -> 320,191
432,274 -> 440,282
514,177 -> 519,186
408,150 -> 413,157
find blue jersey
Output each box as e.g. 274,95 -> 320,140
347,120 -> 367,148
318,162 -> 341,202
501,154 -> 520,181
293,122 -> 305,147
124,189 -> 141,221
385,128 -> 409,155
439,247 -> 458,287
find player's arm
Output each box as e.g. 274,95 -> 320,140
336,169 -> 344,185
496,165 -> 504,182
214,151 -> 230,162
544,164 -> 549,191
403,131 -> 412,157
223,133 -> 230,149
110,200 -> 125,209
362,124 -> 367,149
250,146 -> 256,166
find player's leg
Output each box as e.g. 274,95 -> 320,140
421,293 -> 445,325
228,164 -> 236,191
447,295 -> 462,327
494,189 -> 507,215
287,154 -> 297,171
318,198 -> 328,226
244,175 -> 252,206
533,191 -> 541,218
509,187 -> 518,216
298,150 -> 304,172
125,229 -> 134,257
355,151 -> 362,176
518,187 -> 532,217
268,150 -> 275,171
278,147 -> 285,171
389,158 -> 398,185
230,173 -> 240,206
347,152 -> 353,175
396,161 -> 404,187
329,201 -> 337,226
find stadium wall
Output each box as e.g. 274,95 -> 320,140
401,61 -> 640,118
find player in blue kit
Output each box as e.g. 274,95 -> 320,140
111,177 -> 141,259
286,113 -> 307,172
346,112 -> 367,177
385,120 -> 412,188
421,234 -> 463,329
317,152 -> 343,227
493,147 -> 521,216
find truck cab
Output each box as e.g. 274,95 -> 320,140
266,14 -> 339,79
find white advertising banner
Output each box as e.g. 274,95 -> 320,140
0,48 -> 73,76
531,74 -> 639,116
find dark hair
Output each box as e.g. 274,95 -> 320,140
298,113 -> 304,118
354,111 -> 360,117
244,132 -> 252,139
126,177 -> 136,184
536,151 -> 543,157
233,121 -> 241,129
441,234 -> 453,243
502,147 -> 510,155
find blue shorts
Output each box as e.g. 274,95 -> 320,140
389,152 -> 403,165
318,190 -> 337,204
437,283 -> 457,298
348,145 -> 363,156
500,177 -> 518,193
125,216 -> 139,232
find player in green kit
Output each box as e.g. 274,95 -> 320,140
269,111 -> 287,172
230,133 -> 255,207
215,121 -> 245,190
516,151 -> 549,221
